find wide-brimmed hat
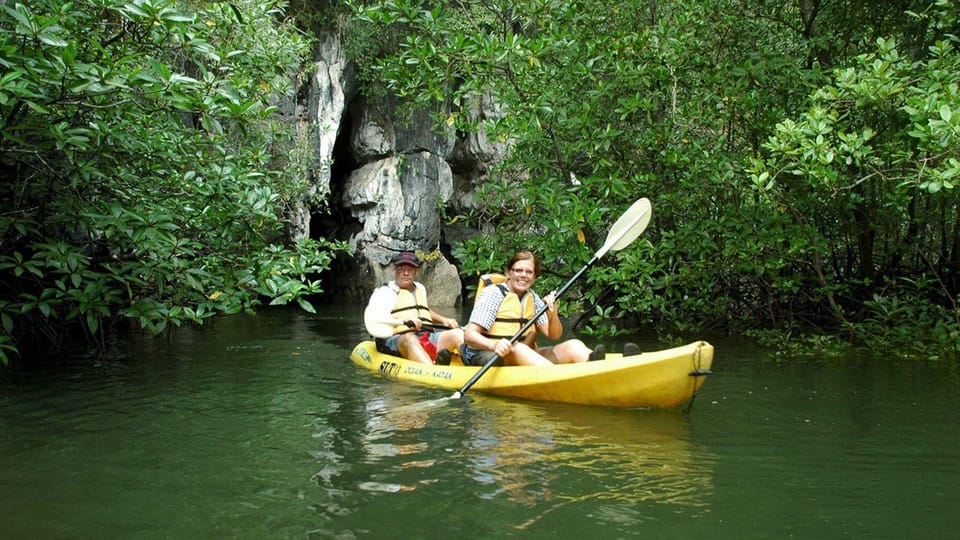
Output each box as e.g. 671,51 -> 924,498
392,251 -> 420,268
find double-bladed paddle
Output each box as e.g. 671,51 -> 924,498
450,197 -> 653,399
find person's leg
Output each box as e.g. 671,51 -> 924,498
436,328 -> 464,352
550,338 -> 593,363
503,343 -> 554,366
537,346 -> 558,363
397,332 -> 432,364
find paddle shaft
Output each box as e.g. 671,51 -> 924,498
405,321 -> 452,331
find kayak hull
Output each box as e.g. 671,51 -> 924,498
349,340 -> 713,408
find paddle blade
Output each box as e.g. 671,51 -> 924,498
597,198 -> 652,258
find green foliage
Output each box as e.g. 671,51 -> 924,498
745,328 -> 853,362
355,0 -> 822,332
749,3 -> 960,352
354,0 -> 960,358
0,0 -> 346,364
286,0 -> 355,35
853,276 -> 960,360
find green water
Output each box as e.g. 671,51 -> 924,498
1,306 -> 957,539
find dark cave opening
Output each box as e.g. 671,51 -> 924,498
309,99 -> 366,303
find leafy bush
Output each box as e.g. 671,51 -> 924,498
0,0 -> 346,365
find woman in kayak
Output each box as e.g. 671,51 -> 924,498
461,250 -> 606,366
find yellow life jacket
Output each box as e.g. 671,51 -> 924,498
388,282 -> 433,335
483,282 -> 536,343
473,273 -> 508,304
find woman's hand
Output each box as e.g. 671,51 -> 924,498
493,338 -> 513,357
544,290 -> 558,313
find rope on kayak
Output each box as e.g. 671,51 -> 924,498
688,341 -> 713,377
683,341 -> 713,414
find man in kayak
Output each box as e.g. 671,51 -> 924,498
461,250 -> 607,366
363,251 -> 463,365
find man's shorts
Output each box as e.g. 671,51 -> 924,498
375,331 -> 439,357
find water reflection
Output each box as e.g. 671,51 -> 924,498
463,398 -> 716,525
351,388 -> 440,495
355,384 -> 717,523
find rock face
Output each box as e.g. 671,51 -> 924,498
289,36 -> 355,243
342,153 -> 451,255
299,36 -> 508,306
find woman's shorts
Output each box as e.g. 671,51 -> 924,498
459,346 -> 502,367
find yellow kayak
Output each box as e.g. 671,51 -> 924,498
349,340 -> 714,408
